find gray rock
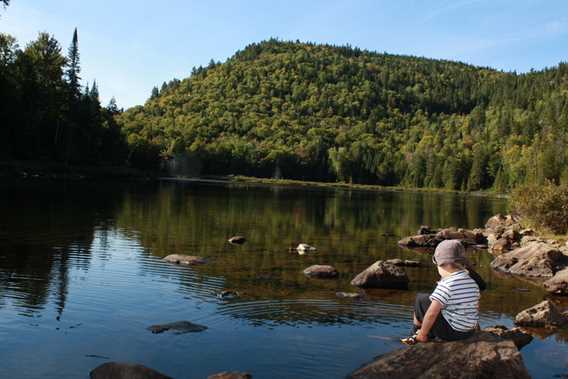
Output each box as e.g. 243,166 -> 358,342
544,268 -> 568,295
514,300 -> 568,327
207,372 -> 252,379
351,261 -> 409,289
336,291 -> 363,299
163,254 -> 206,265
347,332 -> 530,379
90,362 -> 172,379
147,321 -> 208,334
217,290 -> 240,300
303,265 -> 338,279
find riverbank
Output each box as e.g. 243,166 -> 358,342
231,175 -> 507,198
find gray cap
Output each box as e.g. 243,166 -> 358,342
433,240 -> 467,266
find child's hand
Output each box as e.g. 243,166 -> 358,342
416,332 -> 428,343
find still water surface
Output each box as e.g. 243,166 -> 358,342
0,180 -> 567,378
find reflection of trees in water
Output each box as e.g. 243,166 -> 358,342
0,181 -> 127,316
115,182 -> 549,322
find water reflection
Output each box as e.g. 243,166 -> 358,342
0,180 -> 565,379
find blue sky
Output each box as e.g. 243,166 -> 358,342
2,0 -> 567,108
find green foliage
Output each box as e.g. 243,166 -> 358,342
510,182 -> 568,234
116,39 -> 568,189
0,30 -> 129,165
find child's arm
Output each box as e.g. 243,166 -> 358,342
416,300 -> 443,342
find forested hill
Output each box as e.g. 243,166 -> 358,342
117,39 -> 568,191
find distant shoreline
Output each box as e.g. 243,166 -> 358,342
160,175 -> 508,198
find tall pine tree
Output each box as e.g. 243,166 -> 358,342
65,28 -> 81,97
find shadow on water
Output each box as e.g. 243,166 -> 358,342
0,180 -> 566,378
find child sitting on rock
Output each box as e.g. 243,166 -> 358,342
402,239 -> 484,344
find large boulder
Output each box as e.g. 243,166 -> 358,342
350,261 -> 409,289
147,320 -> 207,334
347,333 -> 530,379
514,300 -> 568,327
436,227 -> 484,245
544,268 -> 568,295
163,254 -> 206,265
90,362 -> 172,379
485,214 -> 508,230
490,241 -> 568,278
303,265 -> 338,279
208,372 -> 252,379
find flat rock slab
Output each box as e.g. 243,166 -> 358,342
147,321 -> 208,334
90,362 -> 172,379
347,333 -> 530,379
303,265 -> 338,278
515,300 -> 568,327
544,267 -> 568,295
163,254 -> 206,265
208,372 -> 252,379
351,261 -> 408,289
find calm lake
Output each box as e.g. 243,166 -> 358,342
0,180 -> 567,378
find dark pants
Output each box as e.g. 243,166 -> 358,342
413,293 -> 474,341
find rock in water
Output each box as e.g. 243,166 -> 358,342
228,236 -> 246,245
147,321 -> 208,334
297,243 -> 316,252
490,241 -> 567,278
346,333 -> 530,379
350,261 -> 409,289
163,254 -> 206,265
90,362 -> 172,379
217,290 -> 240,300
336,292 -> 363,299
544,267 -> 568,295
303,265 -> 338,278
208,372 -> 252,379
514,300 -> 568,327
385,258 -> 421,267
482,325 -> 533,350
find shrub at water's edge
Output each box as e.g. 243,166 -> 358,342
510,182 -> 568,235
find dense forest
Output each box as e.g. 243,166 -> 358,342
0,28 -> 130,166
118,39 -> 568,191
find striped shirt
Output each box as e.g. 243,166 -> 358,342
430,270 -> 480,332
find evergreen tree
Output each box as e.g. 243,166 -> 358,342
65,28 -> 81,97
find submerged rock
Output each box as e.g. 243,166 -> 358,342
490,241 -> 568,278
163,254 -> 206,265
228,236 -> 246,245
347,333 -> 530,379
482,325 -> 533,350
544,267 -> 568,295
336,291 -> 363,299
208,372 -> 252,379
303,265 -> 338,279
147,321 -> 208,334
385,258 -> 421,267
217,290 -> 240,300
90,362 -> 172,379
514,300 -> 568,328
350,261 -> 409,289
